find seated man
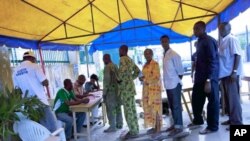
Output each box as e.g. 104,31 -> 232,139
73,74 -> 89,98
54,79 -> 89,140
85,74 -> 100,92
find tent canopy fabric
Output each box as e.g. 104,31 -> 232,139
0,0 -> 249,52
89,19 -> 190,54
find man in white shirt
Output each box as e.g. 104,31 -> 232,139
13,51 -> 57,132
161,35 -> 184,136
219,22 -> 243,130
73,74 -> 99,126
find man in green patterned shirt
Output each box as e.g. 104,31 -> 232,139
118,45 -> 140,137
103,54 -> 123,132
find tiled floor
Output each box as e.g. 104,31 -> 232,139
72,96 -> 250,141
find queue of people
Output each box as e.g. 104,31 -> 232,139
12,20 -> 244,140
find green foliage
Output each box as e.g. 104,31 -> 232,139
0,87 -> 45,139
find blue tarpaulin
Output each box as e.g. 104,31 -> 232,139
89,19 -> 190,54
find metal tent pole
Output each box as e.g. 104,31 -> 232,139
84,45 -> 90,78
38,44 -> 51,99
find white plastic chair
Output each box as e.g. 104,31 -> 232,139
14,119 -> 66,141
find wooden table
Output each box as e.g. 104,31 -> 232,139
70,91 -> 106,141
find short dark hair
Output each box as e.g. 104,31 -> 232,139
195,21 -> 206,30
78,74 -> 85,80
221,22 -> 231,30
90,74 -> 98,81
63,79 -> 71,87
120,44 -> 128,53
160,35 -> 169,40
144,48 -> 153,55
103,54 -> 111,58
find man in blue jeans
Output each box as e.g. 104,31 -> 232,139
188,21 -> 220,134
161,35 -> 184,136
54,79 -> 89,140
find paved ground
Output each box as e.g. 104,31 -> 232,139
72,95 -> 250,141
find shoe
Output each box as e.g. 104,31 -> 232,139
168,128 -> 183,137
221,120 -> 230,125
124,132 -> 138,139
187,123 -> 202,130
116,125 -> 123,129
90,121 -> 97,125
199,128 -> 216,135
166,125 -> 175,132
82,125 -> 87,128
147,128 -> 156,134
104,127 -> 117,133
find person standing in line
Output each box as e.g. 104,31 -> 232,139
139,49 -> 162,134
103,54 -> 123,132
191,41 -> 198,82
188,21 -> 220,134
161,35 -> 185,136
12,51 -> 57,132
118,45 -> 140,138
218,22 -> 243,130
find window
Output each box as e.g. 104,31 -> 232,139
79,51 -> 94,64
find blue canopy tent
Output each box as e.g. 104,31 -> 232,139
89,19 -> 190,54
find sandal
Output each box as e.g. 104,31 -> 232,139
124,132 -> 138,139
166,125 -> 175,132
199,128 -> 216,135
168,128 -> 183,137
147,128 -> 156,134
221,120 -> 230,125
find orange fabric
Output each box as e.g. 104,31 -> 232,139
142,60 -> 162,128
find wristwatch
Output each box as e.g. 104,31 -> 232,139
206,79 -> 210,82
233,70 -> 237,73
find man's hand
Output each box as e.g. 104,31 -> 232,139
117,80 -> 122,84
42,79 -> 49,86
230,72 -> 237,83
204,80 -> 211,94
103,95 -> 107,103
87,93 -> 94,97
81,98 -> 90,104
139,76 -> 144,81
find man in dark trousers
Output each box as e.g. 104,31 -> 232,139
188,21 -> 220,134
219,22 -> 243,130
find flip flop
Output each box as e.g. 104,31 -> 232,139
199,128 -> 216,135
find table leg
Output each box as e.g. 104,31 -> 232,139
87,111 -> 90,141
181,92 -> 193,122
73,112 -> 77,140
102,102 -> 107,126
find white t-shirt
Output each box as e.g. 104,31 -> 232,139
13,61 -> 49,105
219,34 -> 243,78
163,48 -> 184,90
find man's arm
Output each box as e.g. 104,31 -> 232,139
132,61 -> 140,80
206,39 -> 218,80
66,92 -> 89,106
35,65 -> 48,86
173,54 -> 184,79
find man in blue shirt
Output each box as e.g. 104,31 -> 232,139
219,22 -> 243,130
188,21 -> 220,134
